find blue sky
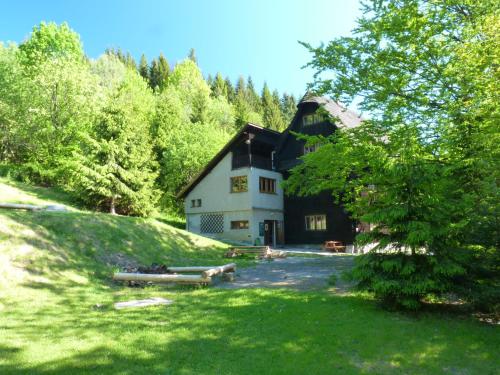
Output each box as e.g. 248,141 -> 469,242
1,0 -> 361,97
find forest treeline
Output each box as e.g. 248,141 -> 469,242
0,22 -> 296,215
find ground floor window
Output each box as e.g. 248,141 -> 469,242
305,214 -> 326,231
230,220 -> 249,230
200,213 -> 224,233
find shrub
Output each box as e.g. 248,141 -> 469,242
347,253 -> 465,310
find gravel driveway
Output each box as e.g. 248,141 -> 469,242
217,254 -> 355,292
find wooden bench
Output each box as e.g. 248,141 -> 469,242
323,241 -> 346,253
225,246 -> 271,258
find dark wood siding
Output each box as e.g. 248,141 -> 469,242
284,190 -> 355,244
277,101 -> 355,244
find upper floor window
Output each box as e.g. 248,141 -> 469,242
231,175 -> 248,193
303,113 -> 325,127
191,199 -> 202,208
305,214 -> 327,231
304,144 -> 320,155
259,177 -> 276,194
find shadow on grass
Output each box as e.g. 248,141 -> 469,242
0,288 -> 498,375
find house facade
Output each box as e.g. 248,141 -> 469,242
178,95 -> 362,246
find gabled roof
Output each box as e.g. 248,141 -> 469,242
275,95 -> 363,155
176,123 -> 281,199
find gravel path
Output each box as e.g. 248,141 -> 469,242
217,254 -> 355,292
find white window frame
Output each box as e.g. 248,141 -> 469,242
305,214 -> 327,231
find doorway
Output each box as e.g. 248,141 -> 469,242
264,220 -> 274,246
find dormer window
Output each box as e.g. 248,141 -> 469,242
303,113 -> 325,127
304,144 -> 320,155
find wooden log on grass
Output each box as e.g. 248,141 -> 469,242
113,273 -> 211,284
0,203 -> 42,211
167,266 -> 215,273
202,263 -> 237,278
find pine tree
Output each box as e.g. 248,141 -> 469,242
72,70 -> 158,216
206,73 -> 214,89
138,54 -> 149,82
188,48 -> 197,64
148,54 -> 170,91
261,83 -> 286,131
211,72 -> 228,98
157,53 -> 170,88
246,76 -> 262,115
281,93 -> 297,124
225,76 -> 235,103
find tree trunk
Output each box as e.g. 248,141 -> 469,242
110,196 -> 116,215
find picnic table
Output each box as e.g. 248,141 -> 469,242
323,241 -> 346,253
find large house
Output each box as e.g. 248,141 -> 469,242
177,95 -> 362,247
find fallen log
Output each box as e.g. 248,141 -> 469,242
113,272 -> 211,284
0,203 -> 42,211
202,263 -> 237,278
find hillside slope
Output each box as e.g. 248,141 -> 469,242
0,178 -> 229,288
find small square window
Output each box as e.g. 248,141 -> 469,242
231,176 -> 248,193
197,199 -> 202,207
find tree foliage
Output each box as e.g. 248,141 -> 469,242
1,21 -> 302,218
71,64 -> 158,216
286,0 -> 499,310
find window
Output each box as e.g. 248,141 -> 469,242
302,113 -> 325,127
231,220 -> 249,230
230,176 -> 248,193
259,177 -> 276,194
191,199 -> 202,208
201,213 -> 224,233
305,215 -> 327,231
303,144 -> 320,155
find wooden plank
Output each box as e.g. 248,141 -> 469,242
167,266 -> 215,273
113,273 -> 211,284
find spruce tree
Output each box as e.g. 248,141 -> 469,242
157,53 -> 170,85
246,76 -> 262,115
188,48 -> 197,64
225,76 -> 235,103
138,54 -> 149,82
211,72 -> 228,98
261,83 -> 286,131
72,70 -> 158,216
149,58 -> 159,89
281,93 -> 297,124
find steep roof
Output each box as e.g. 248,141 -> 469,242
299,94 -> 363,129
176,123 -> 280,199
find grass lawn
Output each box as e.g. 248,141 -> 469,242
0,179 -> 498,374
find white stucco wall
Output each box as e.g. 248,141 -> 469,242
185,153 -> 251,214
249,169 -> 284,211
186,210 -> 253,243
183,151 -> 284,245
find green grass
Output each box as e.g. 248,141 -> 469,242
0,179 -> 499,374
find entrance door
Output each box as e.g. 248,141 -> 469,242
264,220 -> 274,246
